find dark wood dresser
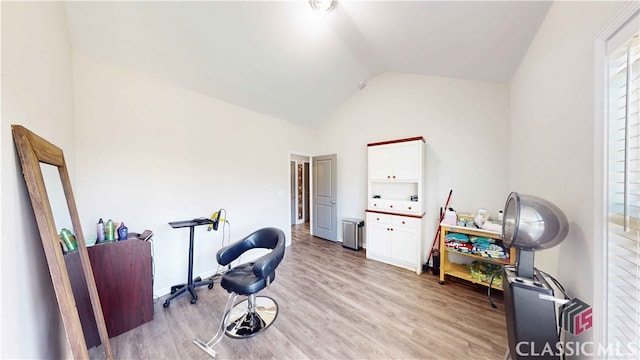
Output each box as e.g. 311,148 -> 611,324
64,239 -> 153,348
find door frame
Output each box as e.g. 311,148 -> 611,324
290,160 -> 296,225
289,153 -> 313,232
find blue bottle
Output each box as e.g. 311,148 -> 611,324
118,223 -> 128,241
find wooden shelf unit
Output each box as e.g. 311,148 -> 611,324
438,224 -> 516,290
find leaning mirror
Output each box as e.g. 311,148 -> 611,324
40,163 -> 74,233
11,125 -> 113,359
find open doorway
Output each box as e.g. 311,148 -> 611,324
290,154 -> 311,235
289,153 -> 338,242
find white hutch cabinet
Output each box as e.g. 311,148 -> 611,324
365,137 -> 425,274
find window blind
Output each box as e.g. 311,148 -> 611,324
607,31 -> 640,353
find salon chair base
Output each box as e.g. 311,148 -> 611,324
193,338 -> 219,358
224,296 -> 278,338
192,295 -> 279,358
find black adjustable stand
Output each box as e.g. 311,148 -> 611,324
163,219 -> 215,308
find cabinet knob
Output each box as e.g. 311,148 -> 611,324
392,175 -> 396,179
376,217 -> 380,221
402,221 -> 406,224
390,228 -> 394,231
387,175 -> 391,179
390,205 -> 394,208
408,206 -> 412,210
373,203 -> 377,206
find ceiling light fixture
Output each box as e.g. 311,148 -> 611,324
309,0 -> 337,14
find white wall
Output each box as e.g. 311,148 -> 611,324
315,72 -> 510,259
509,0 -> 626,345
1,2 -> 75,358
72,52 -> 316,296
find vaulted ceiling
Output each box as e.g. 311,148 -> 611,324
64,1 -> 552,126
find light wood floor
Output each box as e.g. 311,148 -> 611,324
90,223 -> 508,359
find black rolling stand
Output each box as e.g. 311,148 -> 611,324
163,218 -> 215,308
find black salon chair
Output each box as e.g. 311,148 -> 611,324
193,227 -> 286,357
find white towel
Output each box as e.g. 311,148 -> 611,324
481,221 -> 502,233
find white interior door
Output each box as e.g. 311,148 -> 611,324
312,154 -> 337,241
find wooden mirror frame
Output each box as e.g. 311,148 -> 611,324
12,125 -> 113,359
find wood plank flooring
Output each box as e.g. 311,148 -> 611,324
89,223 -> 508,359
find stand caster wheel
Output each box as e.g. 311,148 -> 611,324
191,298 -> 197,304
163,301 -> 170,308
170,287 -> 178,294
438,281 -> 444,285
208,282 -> 214,289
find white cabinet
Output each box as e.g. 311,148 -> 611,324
390,226 -> 418,265
390,141 -> 421,180
368,141 -> 421,181
366,215 -> 390,256
389,216 -> 419,265
368,146 -> 392,181
366,137 -> 425,274
366,213 -> 420,271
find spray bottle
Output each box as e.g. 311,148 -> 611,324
60,228 -> 78,252
105,219 -> 115,241
97,218 -> 105,243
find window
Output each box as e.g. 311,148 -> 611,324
606,23 -> 639,352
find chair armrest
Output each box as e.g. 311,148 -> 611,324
253,244 -> 285,279
216,239 -> 249,266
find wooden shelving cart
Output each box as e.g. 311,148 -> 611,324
438,224 -> 516,290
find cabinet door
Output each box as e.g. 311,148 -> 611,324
367,221 -> 390,257
391,141 -> 421,180
368,145 -> 392,180
390,225 -> 418,265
